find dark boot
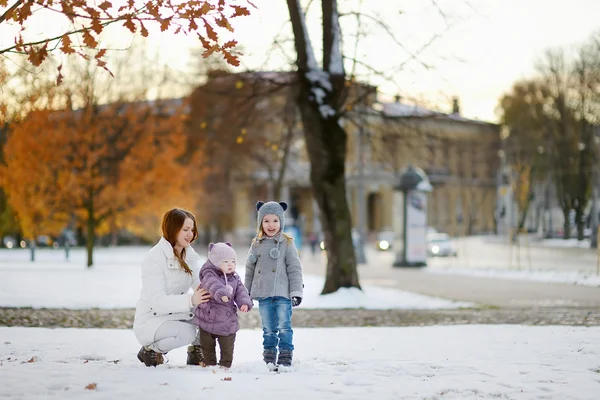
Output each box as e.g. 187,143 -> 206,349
186,345 -> 204,366
263,348 -> 277,366
277,349 -> 293,367
137,346 -> 164,367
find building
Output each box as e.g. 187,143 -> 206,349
191,71 -> 501,242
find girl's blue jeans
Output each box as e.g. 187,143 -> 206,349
258,296 -> 294,351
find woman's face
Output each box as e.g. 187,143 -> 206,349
262,214 -> 281,237
175,217 -> 195,250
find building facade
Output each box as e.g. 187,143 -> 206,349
194,72 -> 501,242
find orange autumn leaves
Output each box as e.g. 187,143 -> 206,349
0,101 -> 190,240
1,0 -> 253,75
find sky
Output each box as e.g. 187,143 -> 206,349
140,0 -> 600,122
1,1 -> 599,122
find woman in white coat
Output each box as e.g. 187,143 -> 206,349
133,208 -> 211,367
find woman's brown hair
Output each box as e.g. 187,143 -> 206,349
161,208 -> 198,275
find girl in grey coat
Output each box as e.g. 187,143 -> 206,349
245,201 -> 304,369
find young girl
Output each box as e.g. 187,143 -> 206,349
193,242 -> 253,368
245,201 -> 304,369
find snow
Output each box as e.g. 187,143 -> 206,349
382,102 -> 440,118
416,180 -> 433,192
327,0 -> 344,75
539,238 -> 592,248
1,325 -> 599,399
0,247 -> 470,310
425,265 -> 600,288
318,104 -> 336,117
295,0 -> 318,71
380,102 -> 491,125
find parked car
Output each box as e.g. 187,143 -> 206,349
427,233 -> 457,257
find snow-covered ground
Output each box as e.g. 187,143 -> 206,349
1,325 -> 599,400
0,247 -> 472,309
424,264 -> 600,288
538,238 -> 592,248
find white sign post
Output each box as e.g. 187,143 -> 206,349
393,165 -> 432,268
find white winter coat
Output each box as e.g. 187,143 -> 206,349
133,237 -> 201,346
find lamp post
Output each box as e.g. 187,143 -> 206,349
392,165 -> 432,267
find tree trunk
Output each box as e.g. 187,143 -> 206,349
297,97 -> 360,293
287,0 -> 360,293
575,205 -> 585,241
562,207 -> 571,240
86,196 -> 95,267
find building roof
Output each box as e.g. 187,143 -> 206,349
380,102 -> 498,127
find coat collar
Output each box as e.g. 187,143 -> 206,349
258,231 -> 284,243
157,237 -> 199,261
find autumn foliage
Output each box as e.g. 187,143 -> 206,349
1,99 -> 190,265
0,0 -> 253,76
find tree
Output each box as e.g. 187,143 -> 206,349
0,0 -> 252,76
499,37 -> 600,240
186,70 -> 300,241
286,0 -> 360,293
1,51 -> 193,266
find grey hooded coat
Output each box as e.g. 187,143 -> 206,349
245,232 -> 303,300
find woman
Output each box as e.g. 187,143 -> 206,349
133,208 -> 211,367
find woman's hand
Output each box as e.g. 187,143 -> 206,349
192,287 -> 211,307
240,304 -> 249,312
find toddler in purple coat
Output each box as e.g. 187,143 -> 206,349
193,242 -> 253,368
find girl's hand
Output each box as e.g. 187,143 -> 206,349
221,296 -> 229,303
192,287 -> 211,306
240,304 -> 249,312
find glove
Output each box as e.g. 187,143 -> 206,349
291,296 -> 302,307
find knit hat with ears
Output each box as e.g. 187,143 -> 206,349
208,242 -> 236,267
248,200 -> 288,262
208,242 -> 235,296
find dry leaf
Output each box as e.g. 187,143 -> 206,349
85,383 -> 97,390
222,377 -> 232,381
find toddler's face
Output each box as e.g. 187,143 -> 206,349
262,214 -> 281,237
220,259 -> 236,274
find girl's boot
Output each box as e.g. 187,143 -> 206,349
263,348 -> 277,365
277,349 -> 293,367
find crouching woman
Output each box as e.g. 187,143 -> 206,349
133,208 -> 211,367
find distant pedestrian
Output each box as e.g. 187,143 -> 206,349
308,231 -> 318,256
192,242 -> 253,368
133,208 -> 211,367
245,201 -> 304,369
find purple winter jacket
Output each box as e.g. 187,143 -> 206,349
193,260 -> 253,336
